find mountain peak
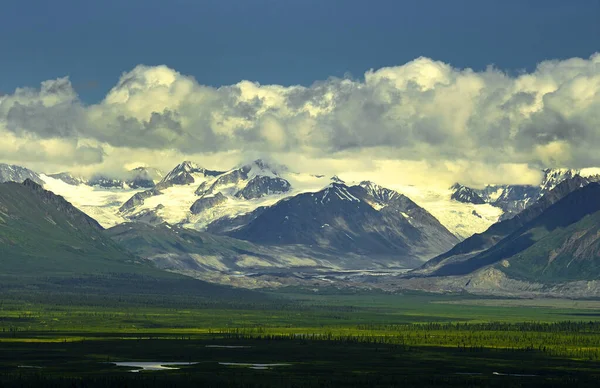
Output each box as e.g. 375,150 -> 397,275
22,178 -> 43,190
178,160 -> 201,172
330,175 -> 345,184
240,159 -> 287,177
358,181 -> 402,204
450,183 -> 486,205
540,168 -> 579,194
0,163 -> 44,185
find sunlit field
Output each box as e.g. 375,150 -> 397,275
2,290 -> 600,387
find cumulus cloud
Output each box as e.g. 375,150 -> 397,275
1,54 -> 600,186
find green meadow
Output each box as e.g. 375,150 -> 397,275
2,289 -> 600,386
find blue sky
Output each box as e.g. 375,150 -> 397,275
2,0 -> 599,103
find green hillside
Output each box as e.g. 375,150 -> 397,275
430,183 -> 600,283
0,180 -> 262,301
500,210 -> 600,282
0,180 -> 146,275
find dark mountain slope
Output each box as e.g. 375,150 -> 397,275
0,180 -> 262,300
215,182 -> 458,264
415,175 -> 590,274
430,183 -> 600,280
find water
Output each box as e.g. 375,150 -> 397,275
111,362 -> 197,373
219,362 -> 290,370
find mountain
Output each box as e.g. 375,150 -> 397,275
449,168 -> 596,221
49,167 -> 164,189
0,163 -> 43,185
88,174 -> 125,188
155,161 -> 223,189
107,223 -> 321,274
119,159 -> 324,230
0,179 -> 139,274
125,167 -> 164,188
33,159 -> 505,240
429,182 -> 600,282
0,179 -> 262,300
416,175 -> 591,275
47,172 -> 86,186
210,181 -> 459,265
483,185 -> 540,218
450,184 -> 486,205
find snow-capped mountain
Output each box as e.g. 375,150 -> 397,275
49,167 -> 165,189
0,163 -> 43,185
33,159 -> 503,239
28,160 -> 598,245
155,161 -> 223,189
208,181 -> 459,265
450,168 -> 600,221
450,183 -> 486,205
126,167 -> 164,189
47,172 -> 87,186
117,159 -> 330,230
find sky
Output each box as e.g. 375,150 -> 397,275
1,0 -> 599,187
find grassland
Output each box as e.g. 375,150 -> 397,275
1,289 -> 600,386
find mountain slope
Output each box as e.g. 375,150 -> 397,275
212,182 -> 458,265
450,184 -> 486,205
449,168 -> 595,221
0,179 -> 263,300
0,163 -> 43,185
415,175 -> 591,275
107,223 -> 324,273
428,182 -> 600,280
119,159 -> 329,230
0,179 -> 136,275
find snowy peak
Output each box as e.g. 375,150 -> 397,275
213,180 -> 458,263
360,181 -> 401,204
240,159 -> 287,178
450,183 -> 487,205
0,163 -> 43,185
48,168 -> 163,189
88,174 -> 125,188
158,161 -> 223,188
540,168 -> 579,194
234,176 -> 291,200
317,183 -> 361,204
330,175 -> 345,184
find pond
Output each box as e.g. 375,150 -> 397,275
219,362 -> 290,370
111,362 -> 198,372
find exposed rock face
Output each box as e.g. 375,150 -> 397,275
127,205 -> 165,225
190,192 -> 227,214
450,184 -> 486,205
450,168 -> 593,220
119,189 -> 161,212
234,176 -> 291,200
88,175 -> 125,188
0,163 -> 44,185
156,161 -> 223,190
209,182 -> 458,265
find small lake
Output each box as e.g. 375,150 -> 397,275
219,362 -> 290,370
112,362 -> 197,372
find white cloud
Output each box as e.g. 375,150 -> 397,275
1,54 -> 600,186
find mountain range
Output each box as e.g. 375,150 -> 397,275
450,168 -> 600,220
3,160 -> 600,296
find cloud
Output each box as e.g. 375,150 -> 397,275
1,54 -> 600,186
